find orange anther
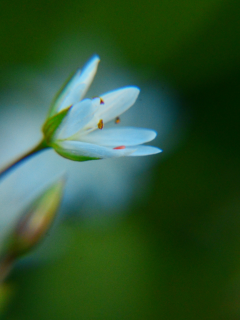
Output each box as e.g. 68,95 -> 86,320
98,119 -> 104,129
113,146 -> 126,150
115,117 -> 120,124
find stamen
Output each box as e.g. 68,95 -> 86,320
92,97 -> 104,104
98,119 -> 104,129
115,117 -> 120,124
113,146 -> 126,150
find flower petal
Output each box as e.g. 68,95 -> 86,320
57,82 -> 86,113
79,127 -> 157,147
77,55 -> 100,97
48,69 -> 81,117
57,55 -> 100,112
54,99 -> 96,140
54,140 -> 136,159
128,145 -> 162,156
86,87 -> 140,127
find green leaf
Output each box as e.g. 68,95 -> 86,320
42,107 -> 70,144
53,144 -> 100,162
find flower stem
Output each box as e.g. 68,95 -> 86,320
0,139 -> 49,180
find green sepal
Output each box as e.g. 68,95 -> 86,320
53,144 -> 100,162
42,107 -> 71,144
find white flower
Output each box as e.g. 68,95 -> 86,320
43,55 -> 162,161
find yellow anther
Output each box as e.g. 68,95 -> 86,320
98,119 -> 104,129
115,117 -> 120,124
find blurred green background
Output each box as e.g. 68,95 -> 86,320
1,0 -> 240,319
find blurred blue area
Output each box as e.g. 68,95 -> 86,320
0,0 -> 240,319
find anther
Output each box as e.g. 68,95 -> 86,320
115,117 -> 120,124
92,97 -> 104,104
98,119 -> 104,129
113,146 -> 126,150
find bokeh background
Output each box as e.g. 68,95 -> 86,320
0,0 -> 240,319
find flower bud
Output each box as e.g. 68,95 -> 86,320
7,178 -> 65,258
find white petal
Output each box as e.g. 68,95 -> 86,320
48,69 -> 81,116
77,55 -> 100,97
55,141 -> 136,159
86,87 -> 140,127
128,145 -> 162,156
57,55 -> 100,112
79,127 -> 157,147
57,83 -> 86,112
55,99 -> 96,140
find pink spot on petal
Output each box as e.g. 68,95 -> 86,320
113,146 -> 126,150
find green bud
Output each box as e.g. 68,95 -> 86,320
7,178 -> 65,258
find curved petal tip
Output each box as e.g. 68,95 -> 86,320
129,145 -> 162,156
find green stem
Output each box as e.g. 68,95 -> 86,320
0,139 -> 49,180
